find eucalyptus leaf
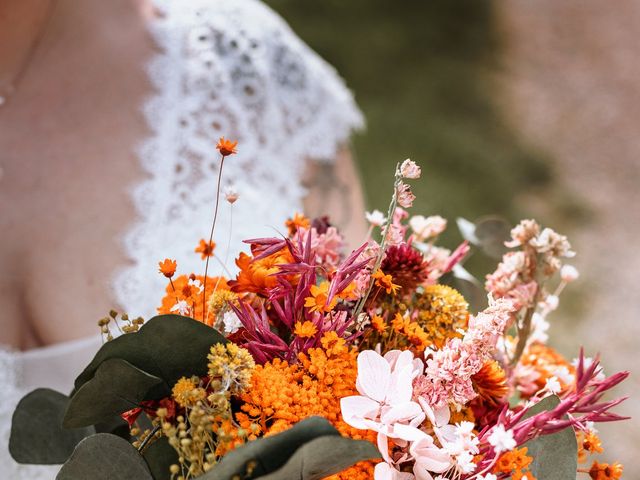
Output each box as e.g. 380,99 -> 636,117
9,388 -> 94,465
256,436 -> 380,480
64,358 -> 164,428
72,315 -> 226,394
56,433 -> 153,480
473,216 -> 511,259
143,436 -> 179,480
523,395 -> 578,480
198,417 -> 345,479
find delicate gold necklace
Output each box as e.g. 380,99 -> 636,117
0,1 -> 56,107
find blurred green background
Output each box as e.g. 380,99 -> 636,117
266,0 -> 553,226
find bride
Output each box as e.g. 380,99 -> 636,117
0,0 -> 365,476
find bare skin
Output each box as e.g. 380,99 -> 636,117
0,0 -> 366,349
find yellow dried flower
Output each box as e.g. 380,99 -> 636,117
208,343 -> 255,394
172,377 -> 206,408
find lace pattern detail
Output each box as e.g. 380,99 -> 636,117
113,0 -> 363,319
0,347 -> 59,479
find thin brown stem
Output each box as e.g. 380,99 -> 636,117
511,285 -> 541,367
202,155 -> 226,322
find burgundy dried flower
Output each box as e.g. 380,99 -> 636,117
380,242 -> 429,291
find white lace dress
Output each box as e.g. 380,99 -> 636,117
2,0 -> 363,477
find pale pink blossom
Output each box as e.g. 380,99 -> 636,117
224,186 -> 239,204
366,209 -> 387,227
400,159 -> 422,179
409,215 -> 447,241
374,462 -> 414,480
341,350 -> 426,462
530,227 -> 575,258
396,182 -> 416,208
505,219 -> 540,248
386,224 -> 406,246
295,226 -> 343,269
561,264 -> 580,282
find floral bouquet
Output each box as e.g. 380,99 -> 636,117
10,140 -> 629,480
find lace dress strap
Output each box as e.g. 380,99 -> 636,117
114,0 -> 363,319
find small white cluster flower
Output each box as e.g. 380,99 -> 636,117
222,310 -> 243,334
544,376 -> 562,395
487,424 -> 516,453
188,278 -> 204,294
171,300 -> 190,316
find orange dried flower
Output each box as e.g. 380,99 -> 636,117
158,274 -> 229,325
372,269 -> 401,296
588,461 -> 623,480
371,315 -> 387,333
520,342 -> 575,398
230,247 -> 296,295
285,213 -> 311,235
471,360 -> 509,407
233,332 -> 377,479
304,281 -> 337,313
578,430 -> 604,462
195,239 -> 216,259
216,136 -> 238,156
158,258 -> 177,278
293,321 -> 318,338
493,447 -> 535,479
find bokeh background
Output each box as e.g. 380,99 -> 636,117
267,0 -> 639,474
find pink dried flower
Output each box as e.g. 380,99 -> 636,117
561,264 -> 580,282
505,219 -> 540,248
409,215 -> 447,241
396,182 -> 416,208
400,158 -> 422,179
224,186 -> 239,204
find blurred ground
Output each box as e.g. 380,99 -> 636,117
268,0 -> 637,474
497,0 -> 640,474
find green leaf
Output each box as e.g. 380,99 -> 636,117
9,388 -> 94,465
143,436 -> 179,480
474,216 -> 511,259
199,417 -> 358,479
255,436 -> 380,480
523,395 -> 578,480
72,315 -> 226,395
57,433 -> 153,480
64,358 -> 164,428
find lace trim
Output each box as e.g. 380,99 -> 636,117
113,0 -> 363,319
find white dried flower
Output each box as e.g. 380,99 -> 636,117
365,209 -> 386,227
409,215 -> 447,240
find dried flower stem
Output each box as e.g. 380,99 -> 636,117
352,163 -> 401,319
510,284 -> 540,366
202,155 -> 226,322
137,424 -> 161,453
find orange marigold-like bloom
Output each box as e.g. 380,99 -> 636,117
195,239 -> 216,259
371,315 -> 387,333
304,281 -> 337,313
293,321 -> 318,338
372,269 -> 401,296
471,360 -> 509,407
230,247 -> 296,295
216,136 -> 238,156
158,274 -> 229,325
578,430 -> 604,463
285,212 -> 311,235
158,258 -> 177,278
493,447 -> 535,479
588,461 -> 623,480
233,332 -> 377,480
